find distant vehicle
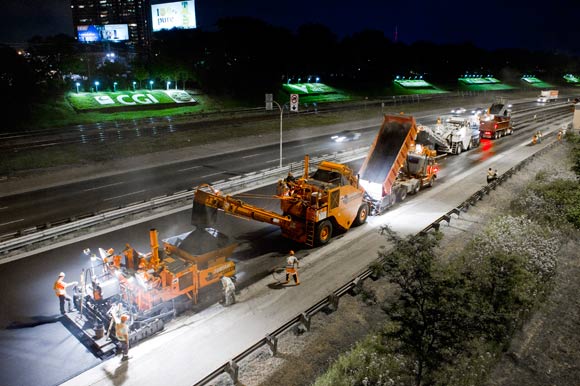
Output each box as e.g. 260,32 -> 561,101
471,107 -> 486,115
537,90 -> 558,103
331,130 -> 362,142
451,107 -> 466,115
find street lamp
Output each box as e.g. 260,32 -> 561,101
75,82 -> 80,93
132,81 -> 136,91
166,81 -> 171,90
113,82 -> 118,92
94,81 -> 100,92
149,80 -> 154,90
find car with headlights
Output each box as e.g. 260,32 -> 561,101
331,130 -> 362,142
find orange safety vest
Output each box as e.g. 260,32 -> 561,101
53,279 -> 66,297
116,322 -> 129,341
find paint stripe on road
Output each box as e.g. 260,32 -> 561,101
103,189 -> 147,202
0,218 -> 24,227
84,181 -> 125,192
199,172 -> 223,179
0,206 -> 8,210
178,165 -> 202,172
241,153 -> 261,159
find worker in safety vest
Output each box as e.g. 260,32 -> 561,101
53,272 -> 78,315
557,130 -> 563,141
486,168 -> 496,183
112,306 -> 130,361
283,250 -> 300,285
220,276 -> 236,306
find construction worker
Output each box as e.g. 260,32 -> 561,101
220,275 -> 236,306
53,272 -> 78,315
284,250 -> 300,285
536,130 -> 542,143
531,134 -> 537,145
557,129 -> 563,141
113,310 -> 130,361
486,168 -> 496,183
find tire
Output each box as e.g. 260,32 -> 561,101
427,176 -> 435,187
353,203 -> 369,226
455,143 -> 462,154
398,188 -> 407,201
413,184 -> 420,194
315,220 -> 333,246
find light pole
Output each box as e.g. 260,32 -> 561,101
149,80 -> 154,90
113,82 -> 118,92
166,81 -> 171,90
94,81 -> 100,92
75,82 -> 80,93
132,81 -> 136,91
272,100 -> 284,168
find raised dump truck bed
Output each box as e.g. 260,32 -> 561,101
359,114 -> 437,214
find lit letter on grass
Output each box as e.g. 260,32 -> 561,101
117,95 -> 136,105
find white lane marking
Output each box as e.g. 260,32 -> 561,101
199,172 -> 223,179
265,159 -> 282,163
178,165 -> 201,172
0,218 -> 24,227
84,181 -> 125,192
315,147 -> 329,152
103,189 -> 147,202
0,206 -> 8,210
242,153 -> 261,159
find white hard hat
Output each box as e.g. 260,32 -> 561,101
59,272 -> 65,277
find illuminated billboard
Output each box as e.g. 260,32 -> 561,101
152,1 -> 197,32
77,24 -> 129,43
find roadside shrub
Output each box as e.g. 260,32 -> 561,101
512,178 -> 580,229
313,330 -> 410,386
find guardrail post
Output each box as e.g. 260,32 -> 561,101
225,360 -> 239,384
349,277 -> 362,296
297,313 -> 311,333
432,222 -> 441,231
266,334 -> 278,356
450,208 -> 461,217
324,294 -> 340,313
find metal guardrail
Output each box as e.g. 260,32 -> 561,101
193,136 -> 566,386
0,147 -> 370,257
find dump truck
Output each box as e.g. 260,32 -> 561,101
537,89 -> 558,103
479,98 -> 513,139
417,116 -> 480,155
64,227 -> 236,357
193,114 -> 438,245
359,114 -> 438,214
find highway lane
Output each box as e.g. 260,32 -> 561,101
0,99 -> 550,235
0,104 -> 571,386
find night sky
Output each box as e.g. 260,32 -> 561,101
1,0 -> 579,53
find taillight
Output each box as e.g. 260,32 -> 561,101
485,131 -> 491,135
494,124 -> 498,129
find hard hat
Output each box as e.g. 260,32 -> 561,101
289,250 -> 294,255
107,248 -> 114,256
59,272 -> 65,277
121,314 -> 129,322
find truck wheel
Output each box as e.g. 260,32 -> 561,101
354,203 -> 369,226
315,220 -> 333,245
455,143 -> 462,154
398,189 -> 407,201
427,176 -> 435,187
494,132 -> 499,139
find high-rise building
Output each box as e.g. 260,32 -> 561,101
70,0 -> 150,49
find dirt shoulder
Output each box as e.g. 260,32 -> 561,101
207,141 -> 580,386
